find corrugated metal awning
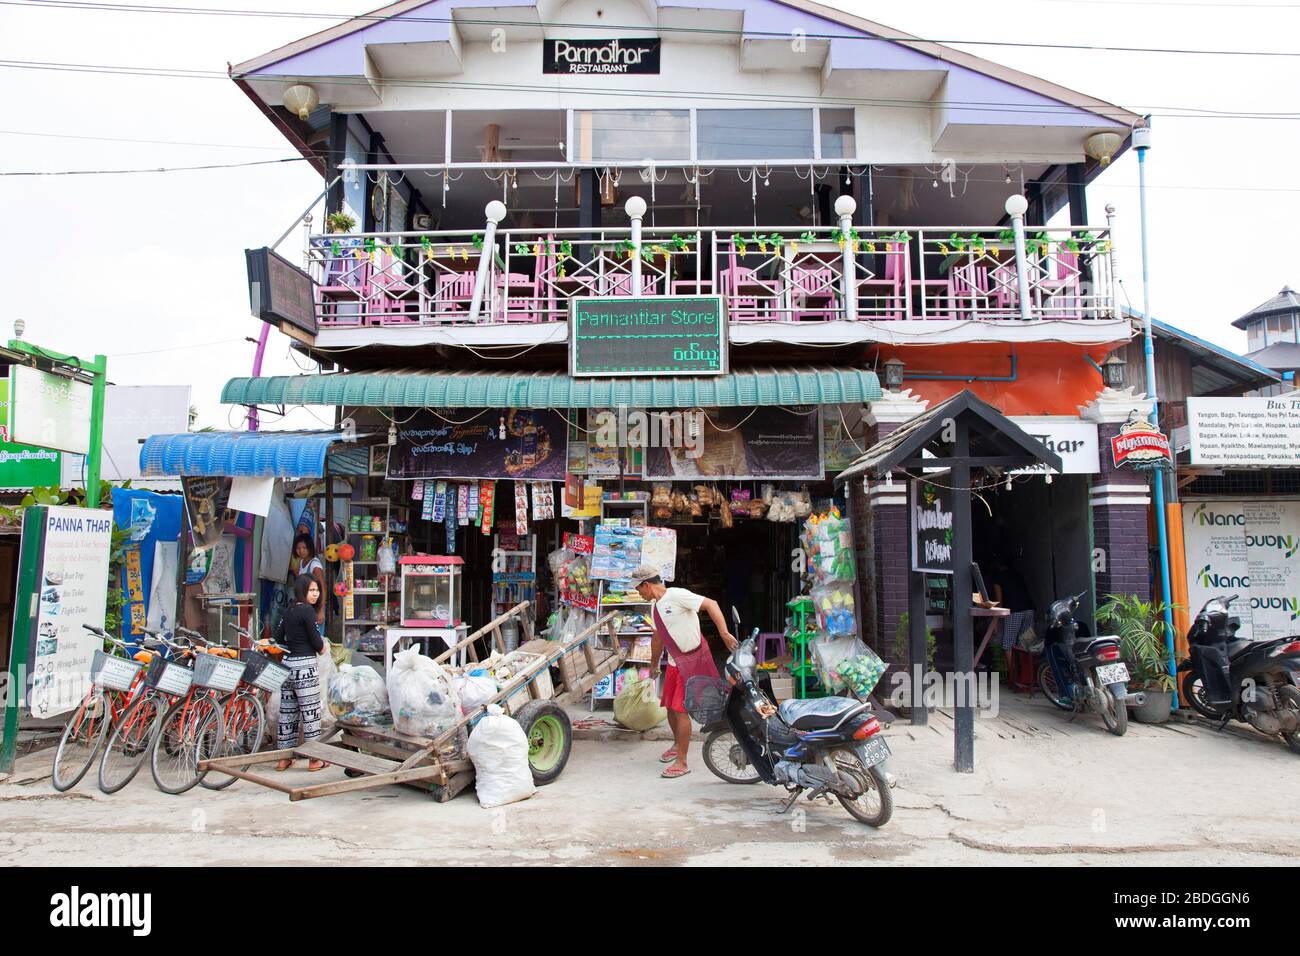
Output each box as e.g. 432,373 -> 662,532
220,367 -> 881,409
140,431 -> 346,478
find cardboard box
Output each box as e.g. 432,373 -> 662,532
769,676 -> 794,701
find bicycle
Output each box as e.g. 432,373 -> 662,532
51,625 -> 150,792
197,624 -> 289,791
96,629 -> 195,794
148,627 -> 245,795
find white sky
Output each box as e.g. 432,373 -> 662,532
2,0 -> 1297,431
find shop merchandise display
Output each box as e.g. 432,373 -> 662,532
387,647 -> 461,738
328,663 -> 392,727
467,714 -> 536,808
549,541 -> 596,611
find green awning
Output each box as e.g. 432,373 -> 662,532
222,367 -> 881,409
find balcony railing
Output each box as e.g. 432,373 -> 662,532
306,224 -> 1118,329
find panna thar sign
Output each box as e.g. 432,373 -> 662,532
544,38 -> 660,75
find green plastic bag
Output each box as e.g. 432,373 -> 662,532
613,677 -> 667,732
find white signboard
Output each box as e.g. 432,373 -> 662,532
62,384 -> 191,484
1187,396 -> 1300,466
1181,499 -> 1300,643
28,505 -> 114,718
9,365 -> 92,455
1008,417 -> 1100,475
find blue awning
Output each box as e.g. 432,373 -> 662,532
140,431 -> 346,478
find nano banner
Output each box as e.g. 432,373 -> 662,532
544,37 -> 660,75
911,479 -> 954,575
570,296 -> 726,377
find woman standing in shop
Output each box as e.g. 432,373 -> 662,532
273,573 -> 329,772
290,532 -> 327,636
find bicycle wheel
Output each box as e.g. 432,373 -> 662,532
200,691 -> 266,791
150,694 -> 222,795
52,690 -> 113,792
98,692 -> 165,793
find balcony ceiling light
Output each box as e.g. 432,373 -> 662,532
282,84 -> 320,122
1085,131 -> 1123,166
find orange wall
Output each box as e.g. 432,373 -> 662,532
877,343 -> 1119,417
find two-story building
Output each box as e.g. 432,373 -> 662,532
171,0 -> 1158,670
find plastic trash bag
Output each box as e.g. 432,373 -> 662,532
467,714 -> 536,808
613,677 -> 666,732
387,647 -> 462,738
458,669 -> 498,714
328,662 -> 391,727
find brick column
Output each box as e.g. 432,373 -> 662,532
1080,388 -> 1155,602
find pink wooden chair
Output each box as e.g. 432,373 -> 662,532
856,242 -> 909,320
1039,250 -> 1083,319
315,252 -> 371,327
603,271 -> 662,296
789,266 -> 838,321
718,244 -> 779,321
949,263 -> 993,321
367,250 -> 420,325
429,271 -> 476,322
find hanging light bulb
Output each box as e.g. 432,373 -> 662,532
387,423 -> 397,446
885,472 -> 894,489
1005,172 -> 1012,184
862,475 -> 869,495
1044,472 -> 1053,485
1005,476 -> 1012,491
499,415 -> 507,440
932,178 -> 939,188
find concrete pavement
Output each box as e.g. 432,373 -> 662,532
2,696 -> 1297,866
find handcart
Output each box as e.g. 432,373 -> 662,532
200,603 -> 623,802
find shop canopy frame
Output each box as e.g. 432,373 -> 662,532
220,366 -> 882,410
139,430 -> 370,479
836,390 -> 1062,775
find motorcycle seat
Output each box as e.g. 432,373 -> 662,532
778,697 -> 867,732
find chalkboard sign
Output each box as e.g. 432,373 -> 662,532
910,479 -> 954,575
570,296 -> 727,377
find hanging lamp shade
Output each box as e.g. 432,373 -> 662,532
282,84 -> 320,122
1084,131 -> 1122,166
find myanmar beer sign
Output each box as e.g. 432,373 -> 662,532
1111,417 -> 1172,471
544,38 -> 660,75
570,296 -> 727,377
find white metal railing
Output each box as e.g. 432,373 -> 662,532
304,221 -> 1117,329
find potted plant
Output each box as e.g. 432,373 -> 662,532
1096,593 -> 1177,723
326,211 -> 357,234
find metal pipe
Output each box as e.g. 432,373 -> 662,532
1135,122 -> 1181,710
903,353 -> 1017,383
468,200 -> 507,323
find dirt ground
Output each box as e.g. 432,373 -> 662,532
2,696 -> 1298,866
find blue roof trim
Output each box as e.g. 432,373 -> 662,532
140,431 -> 346,479
1124,307 -> 1282,383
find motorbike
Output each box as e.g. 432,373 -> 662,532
689,631 -> 894,827
1037,592 -> 1143,736
1179,595 -> 1300,754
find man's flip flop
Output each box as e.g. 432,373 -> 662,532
659,749 -> 679,764
661,766 -> 690,779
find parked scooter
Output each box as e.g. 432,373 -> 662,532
1179,595 -> 1300,754
690,632 -> 893,827
1037,592 -> 1143,736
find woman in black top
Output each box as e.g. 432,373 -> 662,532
273,574 -> 329,771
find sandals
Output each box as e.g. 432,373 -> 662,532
275,759 -> 295,772
661,766 -> 691,779
307,759 -> 327,772
658,749 -> 680,764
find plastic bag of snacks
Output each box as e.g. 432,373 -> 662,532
836,646 -> 887,699
812,635 -> 866,694
387,647 -> 461,737
328,663 -> 391,727
811,581 -> 857,639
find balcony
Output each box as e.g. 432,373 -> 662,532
305,222 -> 1118,335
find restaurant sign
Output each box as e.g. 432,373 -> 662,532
570,296 -> 726,377
911,479 -> 954,575
544,38 -> 660,75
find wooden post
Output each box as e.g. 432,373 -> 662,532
951,422 -> 975,773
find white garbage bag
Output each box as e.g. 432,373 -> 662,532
387,648 -> 461,738
457,669 -> 498,715
327,662 -> 390,727
467,714 -> 536,808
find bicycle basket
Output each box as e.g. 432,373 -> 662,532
90,649 -> 143,692
682,675 -> 728,726
143,655 -> 193,696
192,652 -> 245,691
239,649 -> 290,693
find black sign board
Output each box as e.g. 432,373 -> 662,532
570,295 -> 726,377
246,246 -> 317,336
910,478 -> 954,575
544,38 -> 661,75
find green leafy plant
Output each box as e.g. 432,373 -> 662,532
1096,593 -> 1177,692
325,211 -> 356,234
894,612 -> 936,669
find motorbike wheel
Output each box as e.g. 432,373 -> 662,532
701,729 -> 761,784
1099,683 -> 1128,737
1037,662 -> 1072,711
1277,686 -> 1300,756
1186,676 -> 1224,720
829,748 -> 892,828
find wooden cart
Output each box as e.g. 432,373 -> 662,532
200,603 -> 623,802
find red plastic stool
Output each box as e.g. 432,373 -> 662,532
1007,648 -> 1037,693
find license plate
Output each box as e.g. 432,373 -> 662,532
856,735 -> 891,769
1095,662 -> 1129,685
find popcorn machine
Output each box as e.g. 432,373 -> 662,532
399,556 -> 464,627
